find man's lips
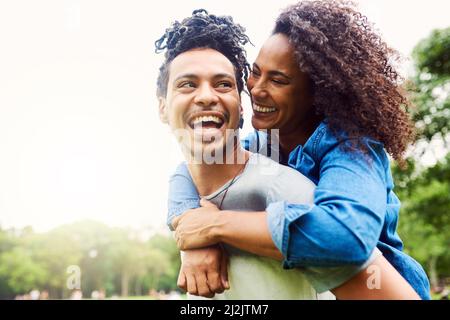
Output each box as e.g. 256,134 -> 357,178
186,111 -> 226,129
185,111 -> 230,143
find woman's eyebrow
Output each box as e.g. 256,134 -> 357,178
268,70 -> 291,80
252,63 -> 291,80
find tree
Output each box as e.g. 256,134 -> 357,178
409,27 -> 450,148
29,230 -> 82,298
395,26 -> 450,290
396,156 -> 450,288
0,247 -> 48,296
146,235 -> 180,292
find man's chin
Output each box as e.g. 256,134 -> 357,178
186,139 -> 242,164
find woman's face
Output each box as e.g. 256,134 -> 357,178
247,33 -> 314,134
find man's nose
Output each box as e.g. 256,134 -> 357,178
194,83 -> 219,107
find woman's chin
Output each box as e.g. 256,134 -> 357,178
251,116 -> 274,131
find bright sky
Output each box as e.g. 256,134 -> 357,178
0,0 -> 449,232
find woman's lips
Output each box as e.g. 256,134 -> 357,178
252,103 -> 277,114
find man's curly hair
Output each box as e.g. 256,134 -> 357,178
155,9 -> 251,98
274,0 -> 415,162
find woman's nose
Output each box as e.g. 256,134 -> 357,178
249,79 -> 269,100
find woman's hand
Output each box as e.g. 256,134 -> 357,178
172,199 -> 222,250
178,245 -> 229,297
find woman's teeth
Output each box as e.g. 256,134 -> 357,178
253,105 -> 276,113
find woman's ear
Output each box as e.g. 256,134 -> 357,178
158,97 -> 168,124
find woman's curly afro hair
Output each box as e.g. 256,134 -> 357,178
155,9 -> 251,98
274,0 -> 415,162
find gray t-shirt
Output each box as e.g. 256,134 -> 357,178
197,153 -> 379,299
193,153 -> 320,299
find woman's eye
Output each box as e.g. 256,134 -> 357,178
272,78 -> 288,85
251,69 -> 260,77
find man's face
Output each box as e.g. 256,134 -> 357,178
159,48 -> 242,160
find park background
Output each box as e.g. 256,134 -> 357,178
0,0 -> 449,299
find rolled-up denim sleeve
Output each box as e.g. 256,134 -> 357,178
167,162 -> 200,231
272,140 -> 388,269
265,165 -> 385,293
266,201 -> 312,253
301,248 -> 383,293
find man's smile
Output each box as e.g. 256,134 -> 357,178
186,111 -> 228,142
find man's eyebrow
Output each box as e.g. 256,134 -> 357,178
173,73 -> 235,82
173,73 -> 198,82
211,73 -> 235,81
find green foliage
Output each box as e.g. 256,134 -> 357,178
413,28 -> 450,76
0,247 -> 48,296
396,27 -> 450,290
396,159 -> 450,261
409,27 -> 450,144
0,222 -> 180,299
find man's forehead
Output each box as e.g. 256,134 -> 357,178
169,48 -> 235,79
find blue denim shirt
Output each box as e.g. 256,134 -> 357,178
167,121 -> 431,299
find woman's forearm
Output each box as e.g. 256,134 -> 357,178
214,210 -> 283,261
332,255 -> 421,300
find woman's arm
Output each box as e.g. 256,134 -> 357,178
168,163 -> 231,296
173,141 -> 387,265
332,254 -> 420,300
173,201 -> 282,259
167,162 -> 200,230
173,203 -> 420,299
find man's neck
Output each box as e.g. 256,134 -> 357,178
187,145 -> 250,196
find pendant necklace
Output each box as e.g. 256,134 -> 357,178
217,157 -> 250,210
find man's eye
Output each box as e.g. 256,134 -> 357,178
217,82 -> 232,88
179,81 -> 195,88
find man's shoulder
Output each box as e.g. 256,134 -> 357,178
248,152 -> 311,176
247,154 -> 315,205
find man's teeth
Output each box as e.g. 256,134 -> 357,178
253,105 -> 276,113
191,115 -> 223,126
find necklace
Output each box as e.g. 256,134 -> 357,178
217,156 -> 250,210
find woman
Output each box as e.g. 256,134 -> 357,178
168,1 -> 430,299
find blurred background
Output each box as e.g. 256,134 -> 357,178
0,0 -> 449,299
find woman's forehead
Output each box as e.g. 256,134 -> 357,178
255,34 -> 300,73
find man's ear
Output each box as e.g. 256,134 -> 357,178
158,97 -> 168,124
